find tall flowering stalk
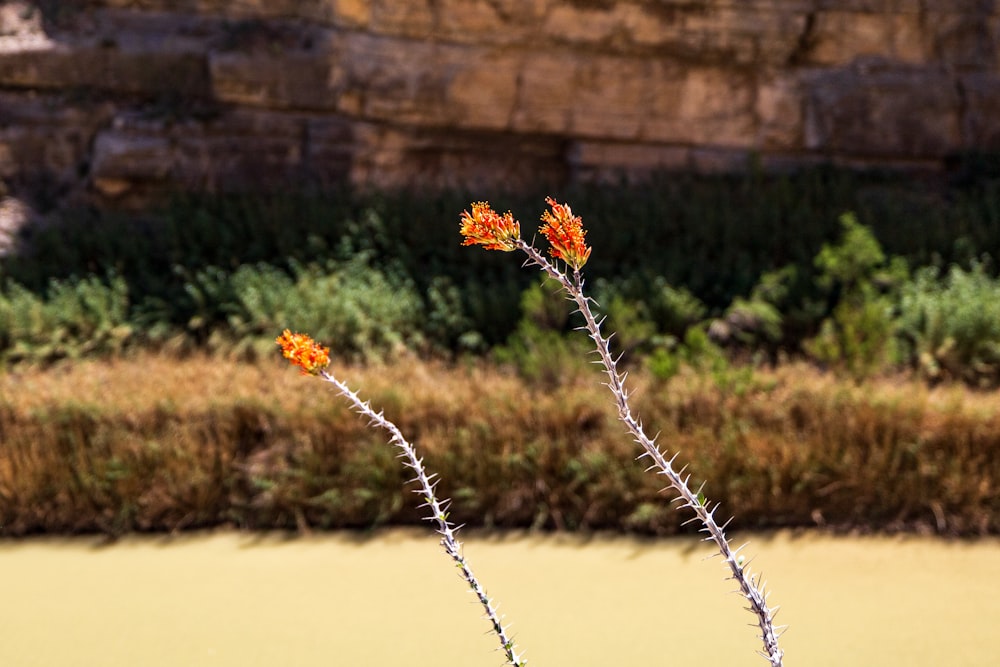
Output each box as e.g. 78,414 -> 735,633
275,330 -> 527,667
460,200 -> 785,666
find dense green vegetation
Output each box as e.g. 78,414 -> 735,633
2,165 -> 1000,383
2,164 -> 1000,537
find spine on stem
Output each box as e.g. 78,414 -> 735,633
318,371 -> 527,667
276,329 -> 526,666
459,198 -> 784,665
518,241 -> 784,666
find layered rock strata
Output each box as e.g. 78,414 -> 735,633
1,0 -> 999,205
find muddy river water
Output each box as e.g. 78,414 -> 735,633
1,529 -> 997,666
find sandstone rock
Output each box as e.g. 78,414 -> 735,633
568,141 -> 691,183
91,128 -> 173,194
544,2 -> 637,46
807,11 -> 927,65
369,1 -> 437,39
655,1 -> 809,66
90,108 -> 334,197
756,75 -> 804,149
446,50 -> 521,131
643,63 -> 757,147
90,0 -> 334,22
1,0 -> 999,204
813,1 -> 922,10
209,49 -> 335,109
570,56 -> 649,140
0,42 -> 210,96
804,63 -> 961,158
479,50 -> 655,140
689,147 -> 759,173
0,195 -> 35,255
304,116 -> 354,188
928,11 -> 998,69
435,0 -> 546,44
961,72 -> 1000,150
350,122 -> 566,191
0,143 -> 13,180
508,50 -> 577,135
335,33 -> 460,123
0,2 -> 46,41
331,0 -> 370,28
0,92 -> 114,183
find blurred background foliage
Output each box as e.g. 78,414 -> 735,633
2,163 -> 1000,385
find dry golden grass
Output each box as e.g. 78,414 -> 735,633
1,353 -> 997,536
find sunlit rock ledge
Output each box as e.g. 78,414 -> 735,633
1,0 -> 999,207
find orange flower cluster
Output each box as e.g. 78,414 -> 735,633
539,197 -> 591,270
275,329 -> 330,375
459,201 -> 521,251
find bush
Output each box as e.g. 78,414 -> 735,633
803,213 -> 906,379
805,291 -> 897,380
708,266 -> 795,353
225,256 -> 424,360
493,278 -> 593,386
0,273 -> 133,363
3,167 -> 1000,368
897,260 -> 1000,386
592,276 -> 707,360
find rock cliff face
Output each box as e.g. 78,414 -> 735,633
1,0 -> 999,207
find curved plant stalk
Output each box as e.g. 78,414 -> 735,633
516,241 -> 785,666
459,199 -> 784,665
275,330 -> 526,666
318,371 -> 528,666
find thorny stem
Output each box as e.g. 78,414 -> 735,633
517,240 -> 785,667
319,370 -> 528,667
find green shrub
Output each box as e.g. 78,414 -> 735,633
0,273 -> 133,363
3,167 -> 1000,364
712,297 -> 783,347
803,213 -> 905,379
804,289 -> 897,380
813,212 -> 888,290
225,255 -> 424,361
897,260 -> 1000,386
421,276 -> 478,352
646,346 -> 682,382
708,267 -> 793,350
591,276 -> 707,362
646,325 -> 729,384
493,279 -> 592,386
597,293 -> 657,361
175,264 -> 240,341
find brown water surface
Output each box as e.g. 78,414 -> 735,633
0,530 -> 997,666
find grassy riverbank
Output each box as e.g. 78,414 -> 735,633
1,353 -> 996,537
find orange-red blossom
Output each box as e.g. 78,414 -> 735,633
275,329 -> 330,375
539,197 -> 591,270
459,201 -> 521,251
